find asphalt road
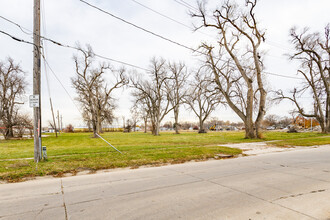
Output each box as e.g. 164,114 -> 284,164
1,146 -> 330,220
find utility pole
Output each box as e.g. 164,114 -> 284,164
57,110 -> 60,134
60,115 -> 63,132
33,0 -> 42,162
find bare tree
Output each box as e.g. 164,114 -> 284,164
131,57 -> 173,136
184,71 -> 221,133
15,113 -> 33,138
192,0 -> 267,138
276,25 -> 330,133
132,100 -> 150,133
0,58 -> 26,139
130,105 -> 140,132
71,44 -> 127,137
166,61 -> 189,134
261,114 -> 280,129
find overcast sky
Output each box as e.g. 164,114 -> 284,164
0,0 -> 329,127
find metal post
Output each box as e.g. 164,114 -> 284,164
33,0 -> 42,162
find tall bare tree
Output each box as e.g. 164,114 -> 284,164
166,61 -> 189,134
0,58 -> 26,139
184,71 -> 221,133
131,57 -> 173,136
192,0 -> 267,138
276,25 -> 330,133
130,104 -> 140,132
71,45 -> 127,137
132,99 -> 150,133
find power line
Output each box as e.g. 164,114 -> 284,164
0,29 -> 37,47
131,0 -> 191,29
0,15 -> 149,71
0,15 -> 32,35
1,16 -> 302,80
41,53 -> 83,115
0,27 -> 302,81
78,0 -> 199,54
177,0 -> 199,11
264,71 -> 304,80
172,0 -> 296,53
173,0 -> 197,11
130,1 -> 294,59
130,0 -> 215,39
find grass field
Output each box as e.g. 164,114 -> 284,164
0,131 -> 329,182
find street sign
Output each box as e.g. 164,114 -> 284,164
29,95 -> 39,108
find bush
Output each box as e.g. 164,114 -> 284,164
64,124 -> 74,133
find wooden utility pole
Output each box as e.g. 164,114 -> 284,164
33,0 -> 42,162
57,110 -> 60,134
60,115 -> 63,132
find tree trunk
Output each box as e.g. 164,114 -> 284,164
151,120 -> 156,135
326,96 -> 330,133
154,122 -> 160,136
5,126 -> 14,140
244,87 -> 256,138
244,121 -> 255,139
96,110 -> 101,134
198,118 -> 206,133
144,118 -> 148,133
254,120 -> 262,138
319,118 -> 326,133
174,109 -> 180,134
92,119 -> 97,138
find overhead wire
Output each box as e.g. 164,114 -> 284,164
171,0 -> 296,53
0,29 -> 37,47
264,71 -> 304,80
0,15 -> 32,35
130,0 -> 214,38
0,16 -> 82,114
1,15 -> 303,80
131,0 -> 192,29
41,0 -> 52,98
173,0 -> 197,11
177,0 -> 199,11
129,0 -> 295,61
41,54 -> 83,115
78,0 -> 200,54
0,14 -> 149,71
77,0 -> 303,80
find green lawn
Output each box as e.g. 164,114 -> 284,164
0,131 -> 329,182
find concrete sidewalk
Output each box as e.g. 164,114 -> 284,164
1,146 -> 330,219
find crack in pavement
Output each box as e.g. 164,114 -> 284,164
0,192 -> 61,201
61,179 -> 68,220
273,189 -> 327,201
0,205 -> 62,219
207,180 -> 318,219
35,207 -> 44,218
167,166 -> 318,219
65,179 -> 203,207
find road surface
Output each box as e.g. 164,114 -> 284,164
1,146 -> 330,219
